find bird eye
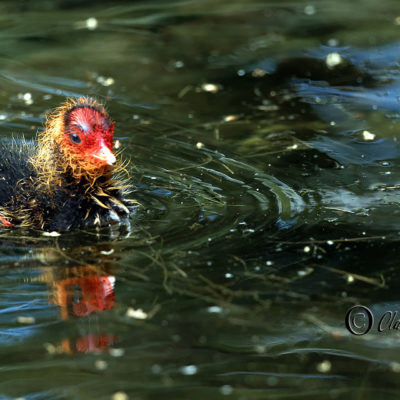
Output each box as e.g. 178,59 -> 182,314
69,133 -> 81,144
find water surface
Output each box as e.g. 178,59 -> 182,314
1,1 -> 400,399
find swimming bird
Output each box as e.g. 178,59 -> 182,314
0,97 -> 134,231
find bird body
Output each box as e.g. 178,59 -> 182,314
0,97 -> 134,231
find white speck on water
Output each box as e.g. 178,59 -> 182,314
174,60 -> 184,68
327,240 -> 334,245
362,130 -> 376,141
42,231 -> 61,237
304,246 -> 311,253
224,115 -> 238,122
151,364 -> 162,374
100,249 -> 114,256
316,360 -> 332,373
266,260 -> 274,266
208,306 -> 223,313
225,273 -> 233,279
237,69 -> 246,76
126,307 -> 148,320
95,360 -> 108,370
196,142 -> 204,149
220,385 -> 233,395
201,83 -> 219,93
111,392 -> 129,400
347,275 -> 355,283
391,361 -> 400,372
327,38 -> 339,47
97,76 -> 115,86
86,17 -> 98,30
109,348 -> 125,357
304,4 -> 316,15
326,52 -> 343,68
180,365 -> 198,375
17,316 -> 35,324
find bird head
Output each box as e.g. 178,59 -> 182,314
42,97 -> 117,179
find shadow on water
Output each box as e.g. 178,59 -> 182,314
1,0 -> 400,399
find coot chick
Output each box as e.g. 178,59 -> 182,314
0,97 -> 134,231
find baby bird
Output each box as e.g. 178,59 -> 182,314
0,97 -> 134,231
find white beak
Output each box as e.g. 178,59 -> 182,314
92,142 -> 116,165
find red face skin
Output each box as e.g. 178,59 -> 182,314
63,106 -> 116,170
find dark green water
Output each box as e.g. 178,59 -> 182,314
1,0 -> 400,398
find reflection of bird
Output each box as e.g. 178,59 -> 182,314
0,97 -> 135,231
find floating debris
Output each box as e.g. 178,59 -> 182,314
304,4 -> 316,15
109,348 -> 125,357
95,360 -> 108,370
17,316 -> 35,324
75,17 -> 98,30
207,306 -> 223,313
42,231 -> 61,237
362,130 -> 376,141
18,92 -> 33,105
97,76 -> 115,86
180,365 -> 198,375
251,68 -> 266,77
86,17 -> 98,30
220,385 -> 233,395
326,52 -> 343,69
223,115 -> 239,122
201,83 -> 219,93
111,392 -> 128,400
101,249 -> 115,256
316,360 -> 332,373
126,307 -> 148,320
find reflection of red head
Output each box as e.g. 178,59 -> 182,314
76,334 -> 119,353
71,276 -> 115,317
52,275 -> 115,319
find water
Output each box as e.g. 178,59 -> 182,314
1,0 -> 400,398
